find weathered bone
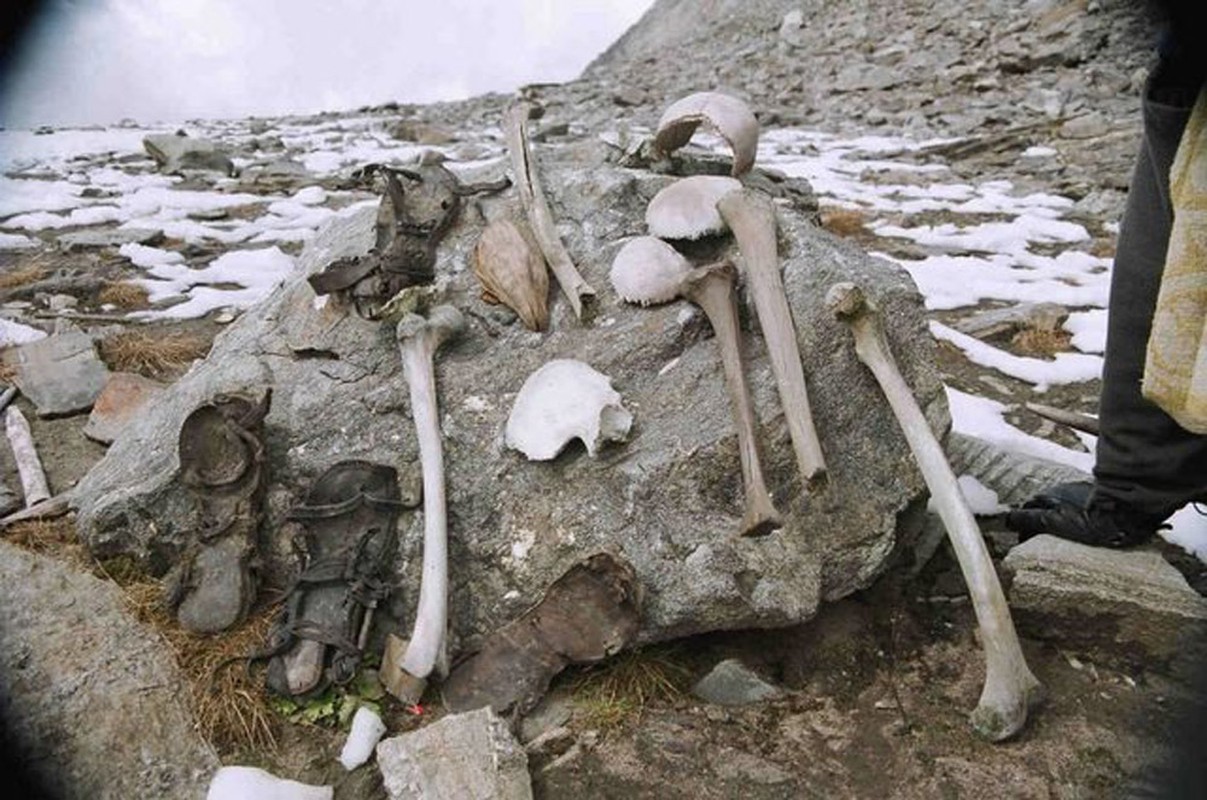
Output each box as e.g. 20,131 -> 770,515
382,304 -> 466,703
682,263 -> 783,537
610,238 -> 781,537
827,281 -> 1043,741
653,91 -> 759,177
503,102 -> 595,320
5,406 -> 50,508
718,188 -> 827,487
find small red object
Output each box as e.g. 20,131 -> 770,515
406,703 -> 424,716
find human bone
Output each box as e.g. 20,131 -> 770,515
646,175 -> 742,240
653,91 -> 760,176
505,359 -> 633,460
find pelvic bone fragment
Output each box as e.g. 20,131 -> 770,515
718,188 -> 827,487
505,359 -> 633,461
827,281 -> 1043,741
472,217 -> 549,331
653,91 -> 759,176
383,304 -> 465,704
611,237 -> 782,537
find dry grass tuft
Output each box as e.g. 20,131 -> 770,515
569,645 -> 691,732
820,207 -> 871,238
0,362 -> 16,383
119,577 -> 282,754
4,514 -> 278,754
3,517 -> 89,564
97,281 -> 150,309
0,262 -> 48,290
1011,326 -> 1073,357
99,330 -> 211,378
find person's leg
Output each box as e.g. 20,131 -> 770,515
1093,74 -> 1207,517
1007,64 -> 1207,546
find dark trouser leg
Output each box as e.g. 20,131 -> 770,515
1093,79 -> 1207,516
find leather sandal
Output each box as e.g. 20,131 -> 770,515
263,460 -> 409,697
165,389 -> 271,633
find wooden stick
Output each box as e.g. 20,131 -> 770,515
5,407 -> 50,507
503,102 -> 595,320
1024,402 -> 1099,436
828,282 -> 1043,741
1,494 -> 71,527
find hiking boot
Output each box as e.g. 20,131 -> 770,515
1005,481 -> 1171,548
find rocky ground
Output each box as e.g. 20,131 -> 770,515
3,1 -> 1207,798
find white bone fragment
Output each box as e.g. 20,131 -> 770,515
654,91 -> 760,176
205,766 -> 332,800
646,175 -> 742,240
339,706 -> 387,771
505,359 -> 633,461
827,281 -> 1043,741
5,406 -> 50,507
385,305 -> 465,703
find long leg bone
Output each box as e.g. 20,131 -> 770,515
718,188 -> 827,487
503,102 -> 595,320
5,406 -> 50,507
382,304 -> 466,703
611,239 -> 781,536
683,262 -> 783,537
827,282 -> 1043,741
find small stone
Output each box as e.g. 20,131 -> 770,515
47,294 -> 79,312
692,658 -> 783,706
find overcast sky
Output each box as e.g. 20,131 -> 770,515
0,0 -> 653,128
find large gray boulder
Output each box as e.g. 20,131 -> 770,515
0,541 -> 219,800
73,140 -> 943,650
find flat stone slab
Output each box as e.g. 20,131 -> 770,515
1,330 -> 110,417
144,133 -> 235,176
57,227 -> 164,251
1003,535 -> 1207,669
376,707 -> 532,800
0,541 -> 219,799
84,372 -> 167,444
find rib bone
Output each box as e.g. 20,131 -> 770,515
827,281 -> 1043,741
503,102 -> 595,320
383,304 -> 466,703
718,188 -> 827,487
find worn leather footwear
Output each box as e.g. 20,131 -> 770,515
1005,481 -> 1171,548
165,389 -> 271,633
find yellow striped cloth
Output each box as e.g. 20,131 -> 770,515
1143,86 -> 1207,433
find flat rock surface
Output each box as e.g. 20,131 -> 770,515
0,541 -> 219,800
1004,534 -> 1207,668
376,707 -> 531,800
83,371 -> 166,444
2,330 -> 110,417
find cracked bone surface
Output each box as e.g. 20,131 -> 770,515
653,91 -> 759,177
384,304 -> 466,703
827,281 -> 1043,741
718,187 -> 827,488
611,236 -> 781,537
503,101 -> 595,320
